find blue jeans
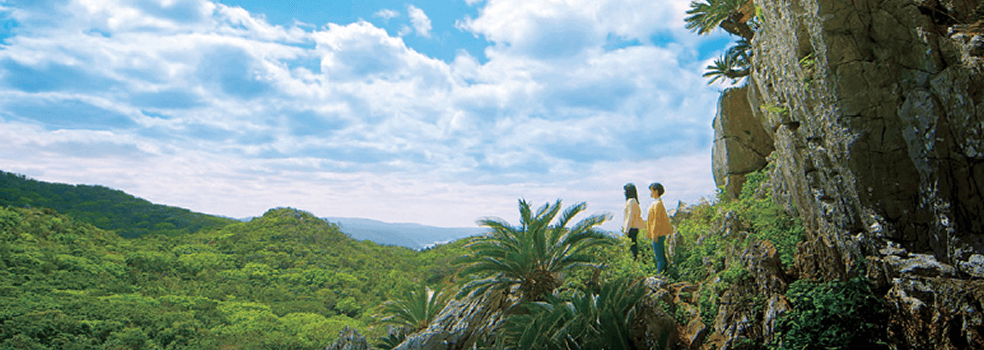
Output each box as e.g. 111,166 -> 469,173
652,236 -> 667,273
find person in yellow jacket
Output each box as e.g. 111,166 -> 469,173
622,183 -> 644,260
647,183 -> 673,273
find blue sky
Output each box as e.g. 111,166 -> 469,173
0,0 -> 732,231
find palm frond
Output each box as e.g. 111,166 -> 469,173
378,285 -> 449,332
381,286 -> 447,330
455,199 -> 613,301
497,277 -> 647,350
685,0 -> 743,34
375,331 -> 408,350
704,38 -> 752,85
685,0 -> 756,39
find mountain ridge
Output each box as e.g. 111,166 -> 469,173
324,216 -> 487,250
0,170 -> 236,238
0,170 -> 483,248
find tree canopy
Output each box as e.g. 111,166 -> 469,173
0,171 -> 237,238
0,205 -> 467,349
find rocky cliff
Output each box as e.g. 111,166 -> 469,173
712,0 -> 984,348
713,87 -> 776,200
368,1 -> 984,349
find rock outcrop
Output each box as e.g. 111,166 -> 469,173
393,276 -> 688,350
751,0 -> 984,276
656,223 -> 794,350
392,289 -> 513,350
712,86 -> 776,199
708,0 -> 984,348
325,326 -> 369,350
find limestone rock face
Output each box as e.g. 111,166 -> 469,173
743,0 -> 984,347
649,235 -> 793,350
392,289 -> 512,350
325,326 -> 369,350
712,86 -> 776,199
638,277 -> 681,349
883,276 -> 984,349
703,238 -> 791,350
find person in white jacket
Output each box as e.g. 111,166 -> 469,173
622,183 -> 644,261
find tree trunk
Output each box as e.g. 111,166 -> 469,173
719,15 -> 755,40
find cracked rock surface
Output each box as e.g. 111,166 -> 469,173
729,0 -> 984,348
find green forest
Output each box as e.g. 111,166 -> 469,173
0,171 -> 236,238
0,203 -> 470,349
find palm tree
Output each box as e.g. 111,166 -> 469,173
685,0 -> 756,86
378,285 -> 448,331
495,277 -> 649,350
684,0 -> 756,40
703,39 -> 752,85
455,199 -> 613,302
375,332 -> 407,350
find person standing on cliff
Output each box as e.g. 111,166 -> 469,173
647,183 -> 673,273
622,183 -> 644,261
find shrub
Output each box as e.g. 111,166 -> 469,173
735,168 -> 804,267
670,166 -> 803,285
667,199 -> 727,284
771,277 -> 887,350
494,277 -> 647,350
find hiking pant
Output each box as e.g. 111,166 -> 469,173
653,236 -> 667,273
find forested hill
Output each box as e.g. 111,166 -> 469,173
0,171 -> 236,238
0,205 -> 466,349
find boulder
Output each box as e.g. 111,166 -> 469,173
885,276 -> 984,349
958,253 -> 984,278
393,288 -> 513,350
636,278 -> 681,350
712,86 -> 775,199
705,238 -> 790,350
325,326 -> 369,350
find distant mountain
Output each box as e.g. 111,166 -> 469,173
0,170 -> 237,238
324,216 -> 487,250
0,170 -> 486,246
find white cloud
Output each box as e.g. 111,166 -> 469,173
457,0 -> 698,59
374,8 -> 399,21
0,0 -> 725,228
407,5 -> 432,38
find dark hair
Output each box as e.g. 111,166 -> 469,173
623,183 -> 638,201
649,183 -> 665,197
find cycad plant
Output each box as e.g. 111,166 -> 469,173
378,285 -> 448,331
684,0 -> 756,40
685,0 -> 757,85
456,199 -> 613,302
375,331 -> 407,350
375,285 -> 449,349
703,38 -> 751,85
494,277 -> 649,350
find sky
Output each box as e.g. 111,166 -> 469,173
0,0 -> 734,233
